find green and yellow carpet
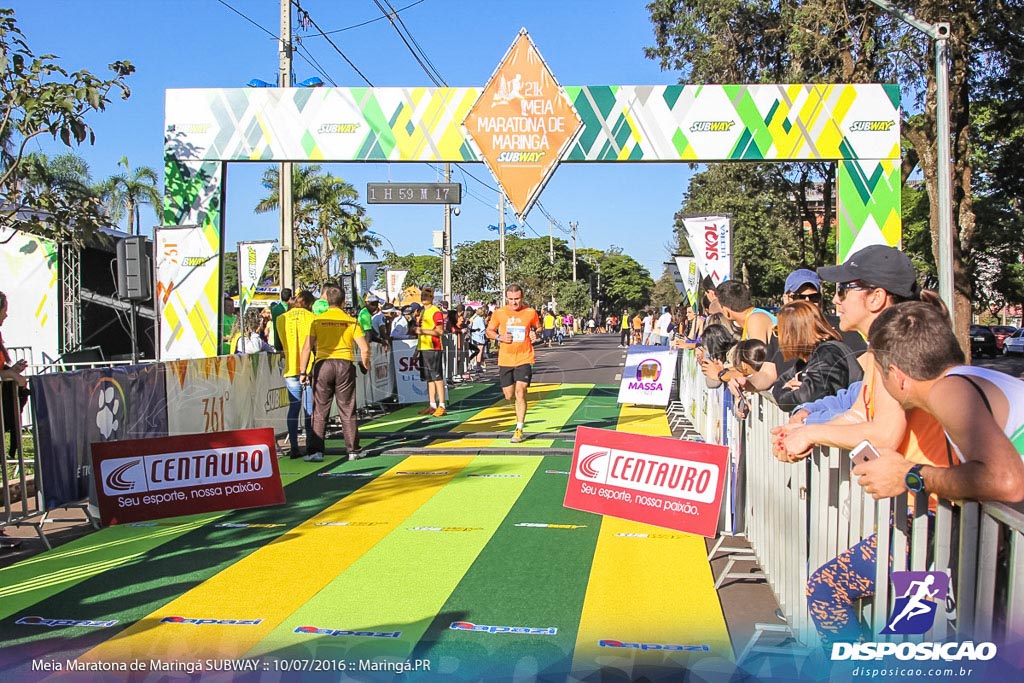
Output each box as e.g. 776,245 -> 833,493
0,383 -> 733,681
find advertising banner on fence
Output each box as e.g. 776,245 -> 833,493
392,339 -> 428,404
164,355 -> 256,436
252,353 -> 288,435
90,427 -> 284,526
31,364 -> 168,510
681,215 -> 731,286
155,226 -> 220,360
564,426 -> 728,537
617,346 -> 678,406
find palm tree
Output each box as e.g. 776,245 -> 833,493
99,156 -> 161,235
20,152 -> 96,203
256,166 -> 379,288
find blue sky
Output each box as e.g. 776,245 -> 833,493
9,0 -> 694,277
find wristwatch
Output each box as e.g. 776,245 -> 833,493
905,464 -> 926,493
717,367 -> 729,381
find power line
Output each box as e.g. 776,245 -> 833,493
316,0 -> 427,36
292,0 -> 375,86
372,0 -> 445,87
213,0 -> 278,40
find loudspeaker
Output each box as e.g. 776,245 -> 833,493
116,236 -> 152,301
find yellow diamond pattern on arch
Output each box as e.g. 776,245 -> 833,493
462,30 -> 583,219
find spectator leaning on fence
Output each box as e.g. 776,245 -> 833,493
853,302 -> 1024,504
769,301 -> 862,413
715,281 -> 775,345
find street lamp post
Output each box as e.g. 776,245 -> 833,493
366,230 -> 397,257
866,0 -> 954,322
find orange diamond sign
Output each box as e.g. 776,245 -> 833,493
463,30 -> 583,218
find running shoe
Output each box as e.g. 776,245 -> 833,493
303,452 -> 324,463
348,450 -> 368,461
432,406 -> 447,418
510,428 -> 524,444
418,406 -> 435,415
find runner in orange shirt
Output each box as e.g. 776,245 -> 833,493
486,284 -> 542,443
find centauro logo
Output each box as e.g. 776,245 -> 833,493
496,151 -> 546,163
690,121 -> 735,132
99,445 -> 272,496
849,120 -> 896,132
181,256 -> 211,267
318,123 -> 361,134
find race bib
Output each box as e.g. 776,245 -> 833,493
508,325 -> 527,342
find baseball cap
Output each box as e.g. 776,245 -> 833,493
408,302 -> 423,313
365,295 -> 380,304
784,268 -> 821,294
817,245 -> 919,298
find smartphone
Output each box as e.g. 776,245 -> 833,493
850,440 -> 880,467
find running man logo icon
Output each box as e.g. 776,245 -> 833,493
880,571 -> 950,635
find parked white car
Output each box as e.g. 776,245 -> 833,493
1003,328 -> 1024,355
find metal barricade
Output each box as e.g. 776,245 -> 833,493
675,353 -> 1024,656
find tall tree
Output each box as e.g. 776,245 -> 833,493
99,156 -> 161,235
0,9 -> 133,244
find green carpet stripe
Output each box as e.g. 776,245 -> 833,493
411,456 -> 601,680
247,456 -> 541,660
562,383 -> 623,432
0,457 -> 408,660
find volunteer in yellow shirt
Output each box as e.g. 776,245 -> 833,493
298,284 -> 370,463
275,290 -> 315,459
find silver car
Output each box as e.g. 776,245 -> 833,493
1003,328 -> 1024,355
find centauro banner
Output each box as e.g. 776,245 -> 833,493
564,426 -> 728,538
156,226 -> 220,360
681,216 -> 732,287
90,427 -> 284,526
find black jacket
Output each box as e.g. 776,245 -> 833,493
771,340 -> 863,413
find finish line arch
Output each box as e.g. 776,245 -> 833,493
160,34 -> 901,360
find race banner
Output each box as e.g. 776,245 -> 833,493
164,356 -> 256,436
564,426 -> 728,537
665,261 -> 685,295
90,427 -> 284,526
237,240 -> 275,318
386,270 -> 408,305
155,226 -> 220,360
617,346 -> 678,406
674,256 -> 700,307
31,364 -> 168,510
252,353 -> 288,435
392,339 -> 428,404
681,215 -> 732,286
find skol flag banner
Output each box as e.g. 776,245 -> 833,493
682,216 -> 732,287
155,226 -> 220,360
617,346 -> 678,407
237,240 -> 275,315
675,256 -> 700,307
462,31 -> 583,219
386,269 -> 408,304
564,426 -> 728,538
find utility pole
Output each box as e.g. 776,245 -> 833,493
443,163 -> 452,302
549,218 -> 554,266
499,193 -> 507,304
866,0 -> 954,322
570,220 -> 578,281
278,0 -> 294,293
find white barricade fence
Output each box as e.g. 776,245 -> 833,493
252,353 -> 288,435
165,355 -> 256,435
392,339 -> 428,404
676,353 -> 1024,655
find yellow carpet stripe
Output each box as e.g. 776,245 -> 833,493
77,456 -> 472,663
426,383 -> 589,449
568,402 -> 731,672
